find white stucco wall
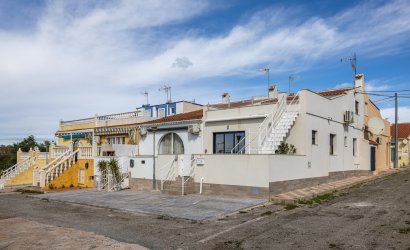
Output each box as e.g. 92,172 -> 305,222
285,89 -> 369,173
139,129 -> 202,156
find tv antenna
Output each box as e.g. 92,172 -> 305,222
159,84 -> 172,103
288,74 -> 298,95
259,68 -> 270,95
341,52 -> 357,77
141,90 -> 149,105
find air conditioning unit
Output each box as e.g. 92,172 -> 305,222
343,111 -> 354,124
188,124 -> 201,134
138,127 -> 148,136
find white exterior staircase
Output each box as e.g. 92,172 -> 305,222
231,93 -> 300,154
0,156 -> 36,189
259,110 -> 299,154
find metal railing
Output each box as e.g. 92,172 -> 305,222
160,157 -> 178,190
181,156 -> 196,196
0,157 -> 35,189
230,92 -> 300,154
97,110 -> 143,120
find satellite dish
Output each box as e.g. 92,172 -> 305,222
368,117 -> 385,135
403,139 -> 408,145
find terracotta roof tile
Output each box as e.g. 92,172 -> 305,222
317,88 -> 353,97
141,109 -> 203,125
390,123 -> 410,138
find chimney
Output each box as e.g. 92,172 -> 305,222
268,85 -> 278,99
222,92 -> 230,104
354,73 -> 365,90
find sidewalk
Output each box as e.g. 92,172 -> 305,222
270,167 -> 407,202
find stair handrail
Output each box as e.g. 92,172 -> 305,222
41,149 -> 71,172
160,156 -> 178,190
266,91 -> 300,147
181,156 -> 196,196
286,92 -> 300,112
229,95 -> 286,154
111,172 -> 130,191
0,156 -> 33,180
44,149 -> 79,184
45,149 -> 79,175
257,95 -> 287,148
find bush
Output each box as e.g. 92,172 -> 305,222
69,184 -> 74,188
48,183 -> 54,190
275,143 -> 296,155
61,184 -> 65,189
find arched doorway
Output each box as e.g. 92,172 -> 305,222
158,133 -> 184,154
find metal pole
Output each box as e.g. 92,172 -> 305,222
267,69 -> 270,95
153,130 -> 156,189
288,76 -> 291,95
394,93 -> 399,168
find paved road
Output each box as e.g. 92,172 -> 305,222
0,168 -> 409,249
35,189 -> 266,220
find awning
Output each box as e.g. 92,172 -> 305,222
61,133 -> 87,139
94,127 -> 133,136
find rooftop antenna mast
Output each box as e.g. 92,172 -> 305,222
159,84 -> 172,103
341,52 -> 357,80
259,68 -> 270,95
141,90 -> 149,105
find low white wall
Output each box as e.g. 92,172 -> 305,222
193,154 -> 270,187
112,144 -> 138,157
193,154 -> 345,187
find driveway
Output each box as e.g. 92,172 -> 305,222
35,189 -> 266,220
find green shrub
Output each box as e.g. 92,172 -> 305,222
61,184 -> 65,189
69,184 -> 74,188
48,183 -> 54,190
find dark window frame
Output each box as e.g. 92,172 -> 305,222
312,130 -> 318,145
330,134 -> 336,155
213,131 -> 245,154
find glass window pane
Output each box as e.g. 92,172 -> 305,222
215,134 -> 224,154
234,132 -> 245,153
173,134 -> 184,154
224,133 -> 234,153
159,133 -> 172,154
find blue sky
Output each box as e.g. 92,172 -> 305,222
0,0 -> 410,144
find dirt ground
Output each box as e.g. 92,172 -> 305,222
0,168 -> 410,249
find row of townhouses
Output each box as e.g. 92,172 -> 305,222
0,74 -> 396,198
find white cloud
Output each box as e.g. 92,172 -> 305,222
333,82 -> 353,89
381,106 -> 410,123
1,0 -> 410,142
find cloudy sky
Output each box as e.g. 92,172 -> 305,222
1,0 -> 410,144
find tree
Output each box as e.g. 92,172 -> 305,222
0,135 -> 50,171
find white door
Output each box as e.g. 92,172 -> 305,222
79,169 -> 85,184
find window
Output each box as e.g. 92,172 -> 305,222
213,131 -> 245,154
158,133 -> 184,154
355,101 -> 359,115
312,130 -> 318,145
344,136 -> 347,147
107,136 -> 125,145
353,138 -> 357,156
169,107 -> 176,115
330,134 -> 336,155
158,108 -> 166,118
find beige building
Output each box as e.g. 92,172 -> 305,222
391,123 -> 410,167
363,94 -> 391,172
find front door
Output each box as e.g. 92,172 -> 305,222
370,146 -> 376,171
